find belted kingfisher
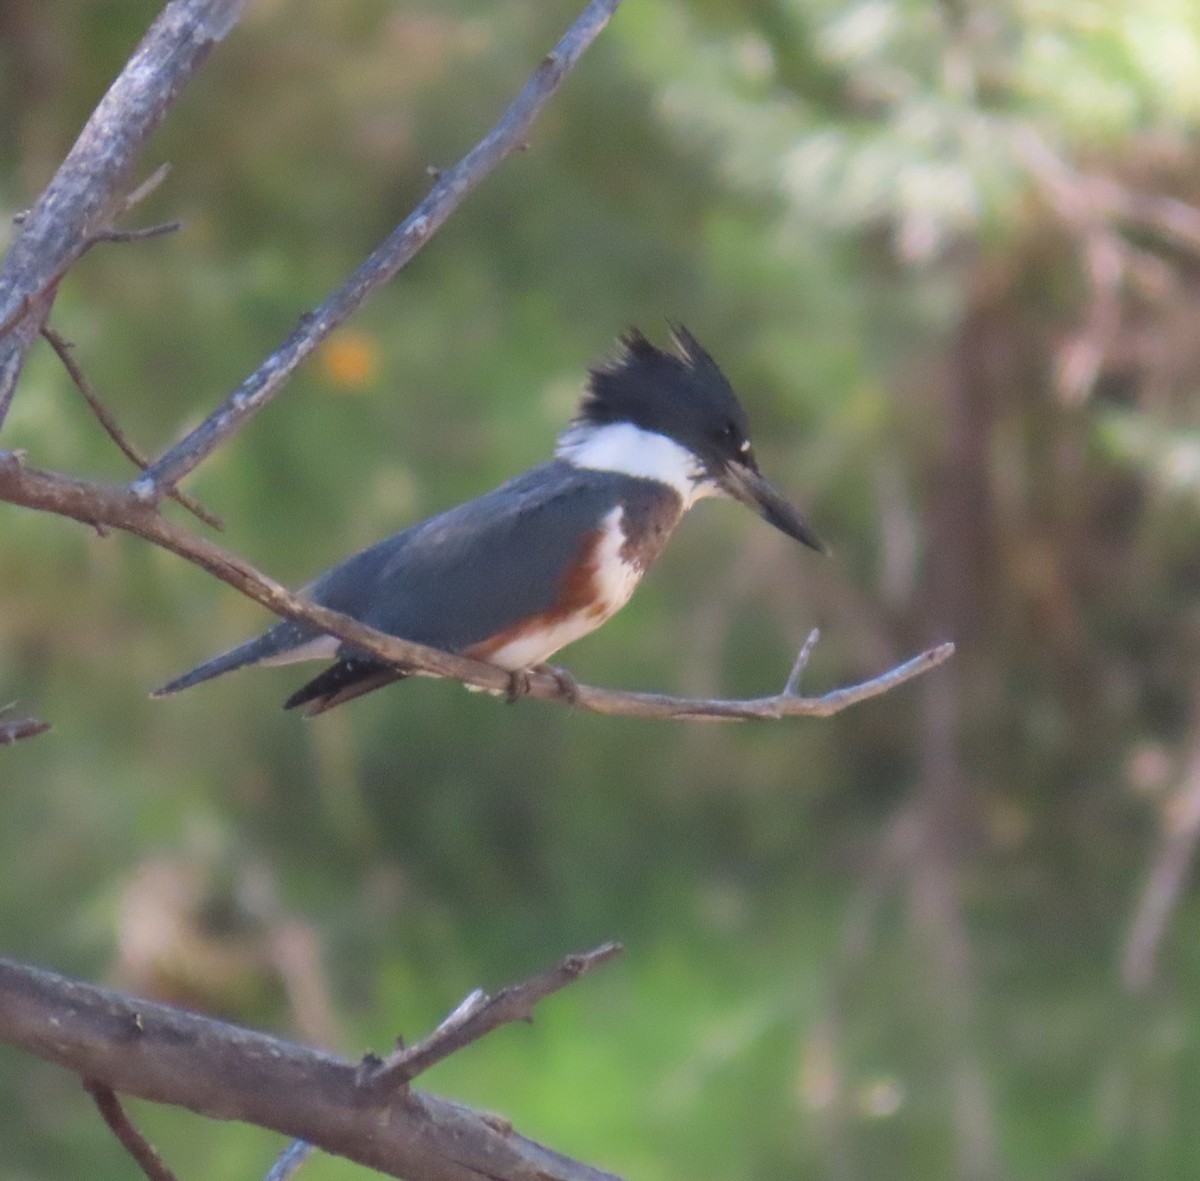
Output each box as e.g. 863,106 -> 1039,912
154,327 -> 824,714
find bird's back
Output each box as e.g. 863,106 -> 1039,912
306,459 -> 683,656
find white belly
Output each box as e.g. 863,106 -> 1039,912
485,506 -> 642,670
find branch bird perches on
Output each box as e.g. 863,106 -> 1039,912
1,443 -> 952,720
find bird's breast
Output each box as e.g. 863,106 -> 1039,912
469,495 -> 681,671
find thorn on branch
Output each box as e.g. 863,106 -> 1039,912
85,1081 -> 181,1181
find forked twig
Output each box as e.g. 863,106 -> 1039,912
362,943 -> 623,1094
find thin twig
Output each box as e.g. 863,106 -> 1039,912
364,943 -> 623,1093
0,702 -> 51,744
783,627 -> 821,697
110,163 -> 173,221
92,222 -> 183,244
134,0 -> 625,496
85,1082 -> 181,1181
40,326 -> 222,530
0,451 -> 953,721
265,1140 -> 315,1181
0,953 -> 624,1181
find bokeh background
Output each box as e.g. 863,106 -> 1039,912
4,1 -> 1200,1178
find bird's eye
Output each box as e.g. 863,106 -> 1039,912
738,439 -> 751,455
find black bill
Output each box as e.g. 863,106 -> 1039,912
719,460 -> 826,554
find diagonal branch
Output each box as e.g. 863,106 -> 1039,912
0,452 -> 954,721
0,950 -> 624,1181
0,0 -> 246,427
133,0 -> 625,497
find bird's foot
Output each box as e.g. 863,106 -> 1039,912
533,663 -> 579,704
505,669 -> 532,704
504,665 -> 579,704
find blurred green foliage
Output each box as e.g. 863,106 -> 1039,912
4,1 -> 1200,1179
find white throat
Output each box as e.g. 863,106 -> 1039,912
555,421 -> 718,507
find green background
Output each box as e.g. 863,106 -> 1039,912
4,1 -> 1200,1178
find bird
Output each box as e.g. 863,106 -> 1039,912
153,327 -> 824,715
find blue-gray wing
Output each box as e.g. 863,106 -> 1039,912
308,461 -> 636,649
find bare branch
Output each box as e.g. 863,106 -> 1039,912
0,452 -> 953,721
0,0 -> 245,426
0,952 -> 623,1181
0,702 -> 51,744
364,943 -> 623,1093
40,326 -> 222,530
133,0 -> 625,497
85,1083 -> 182,1181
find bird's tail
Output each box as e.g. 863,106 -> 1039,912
282,658 -> 406,716
152,631 -> 297,698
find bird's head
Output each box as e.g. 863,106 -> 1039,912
557,326 -> 825,553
